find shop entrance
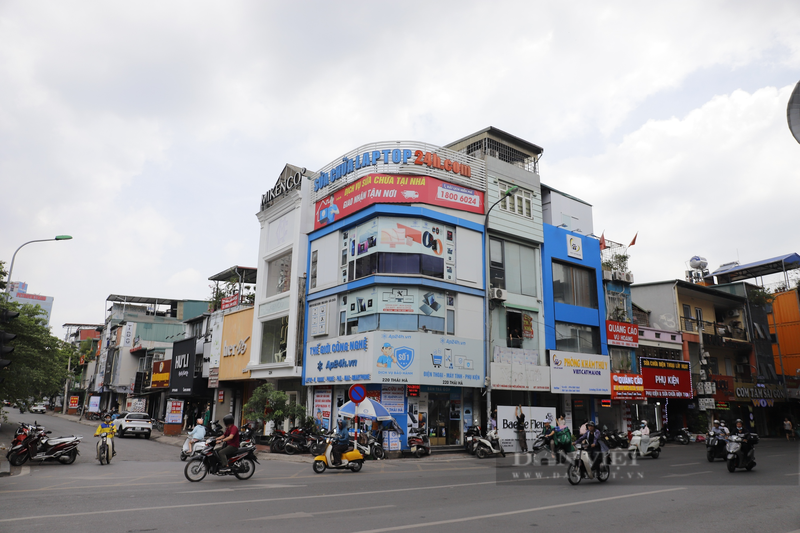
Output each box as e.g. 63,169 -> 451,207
427,392 -> 461,445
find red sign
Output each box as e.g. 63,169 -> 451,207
68,396 -> 80,409
610,372 -> 645,400
314,173 -> 484,230
640,357 -> 693,399
218,390 -> 225,403
150,360 -> 171,388
710,374 -> 734,402
221,293 -> 240,310
606,321 -> 639,347
349,384 -> 367,403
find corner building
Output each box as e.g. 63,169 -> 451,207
304,140 -> 489,449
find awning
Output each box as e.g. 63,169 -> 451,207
710,253 -> 800,283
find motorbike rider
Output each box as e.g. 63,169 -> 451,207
639,420 -> 650,436
332,418 -> 350,465
576,421 -> 608,471
710,420 -> 727,439
719,420 -> 730,435
214,414 -> 239,472
542,419 -> 556,453
94,413 -> 116,458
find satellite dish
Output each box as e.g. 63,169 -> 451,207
788,80 -> 800,144
689,256 -> 708,270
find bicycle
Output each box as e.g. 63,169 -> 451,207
153,419 -> 165,432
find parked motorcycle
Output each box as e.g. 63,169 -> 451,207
283,427 -> 312,455
567,441 -> 609,485
312,434 -> 364,473
268,428 -> 288,453
464,425 -> 481,455
6,425 -> 82,466
354,433 -> 385,460
473,428 -> 505,459
184,438 -> 259,482
406,427 -> 431,458
674,427 -> 691,445
726,433 -> 758,472
628,430 -> 661,459
706,433 -> 728,462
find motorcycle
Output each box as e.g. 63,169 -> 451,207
283,427 -> 312,455
96,432 -> 114,465
473,428 -> 505,459
180,436 -> 206,461
706,433 -> 728,462
726,433 -> 758,472
567,441 -> 610,485
601,426 -> 621,449
184,438 -> 259,482
628,430 -> 661,459
674,427 -> 691,445
312,434 -> 364,473
268,428 -> 288,453
7,426 -> 82,466
464,425 -> 481,455
354,433 -> 385,460
406,427 -> 431,458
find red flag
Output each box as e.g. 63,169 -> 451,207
629,232 -> 638,247
599,232 -> 607,250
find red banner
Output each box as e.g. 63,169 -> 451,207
610,372 -> 645,400
221,293 -> 240,310
68,396 -> 80,409
314,173 -> 484,230
640,357 -> 693,399
606,321 -> 639,347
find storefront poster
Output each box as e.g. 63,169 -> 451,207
492,347 -> 548,391
640,357 -> 693,399
610,372 -> 645,400
125,397 -> 147,413
522,313 -> 535,339
606,321 -> 639,348
497,405 -> 557,453
68,396 -> 79,409
383,430 -> 401,451
166,400 -> 184,425
314,173 -> 484,230
88,396 -> 101,412
550,351 -> 611,395
151,360 -> 171,388
346,286 -> 446,320
313,387 -> 332,430
381,384 -> 405,414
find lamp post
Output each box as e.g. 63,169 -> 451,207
5,235 -> 73,300
484,186 -> 518,430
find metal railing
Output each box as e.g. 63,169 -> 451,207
680,317 -> 748,341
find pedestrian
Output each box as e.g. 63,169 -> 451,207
556,415 -> 567,429
203,403 -> 212,428
490,409 -> 497,432
515,405 -> 528,453
784,418 -> 795,441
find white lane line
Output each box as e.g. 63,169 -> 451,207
784,472 -> 800,476
244,505 -> 395,521
670,462 -> 700,467
662,471 -> 712,478
178,483 -> 305,494
767,454 -> 787,457
0,479 -> 501,522
352,488 -> 687,533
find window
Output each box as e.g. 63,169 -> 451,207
260,316 -> 289,364
695,307 -> 704,331
610,348 -> 632,372
682,304 -> 693,331
339,310 -> 346,336
708,356 -> 719,375
725,358 -> 733,376
355,254 -> 378,278
490,238 -> 505,289
507,310 -> 523,348
446,309 -> 455,335
555,322 -> 601,354
503,242 -> 537,296
606,290 -> 629,321
379,314 -> 417,331
552,262 -> 597,308
418,315 -> 445,334
499,181 -> 534,219
266,253 -> 292,298
310,251 -> 318,290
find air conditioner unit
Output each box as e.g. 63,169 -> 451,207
602,270 -> 613,281
728,309 -> 740,317
612,271 -> 625,281
624,272 -> 634,283
490,288 -> 507,301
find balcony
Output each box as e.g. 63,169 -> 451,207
680,317 -> 749,343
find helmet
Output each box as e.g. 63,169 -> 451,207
104,414 -> 111,420
713,420 -> 720,425
735,418 -> 743,425
222,414 -> 234,426
586,420 -> 595,427
640,420 -> 648,426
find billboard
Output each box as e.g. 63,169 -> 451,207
314,173 -> 484,230
640,358 -> 693,399
170,338 -> 196,395
346,286 -> 446,321
491,346 -> 548,391
549,351 -> 611,395
610,372 -> 645,400
606,321 -> 639,348
151,360 -> 171,388
497,405 -> 557,453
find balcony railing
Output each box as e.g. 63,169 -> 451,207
680,317 -> 748,342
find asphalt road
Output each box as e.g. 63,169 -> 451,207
1,411 -> 798,533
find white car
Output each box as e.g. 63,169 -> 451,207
113,412 -> 153,439
29,403 -> 47,414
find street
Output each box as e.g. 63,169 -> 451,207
1,411 -> 798,533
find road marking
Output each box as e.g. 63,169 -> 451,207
767,454 -> 787,457
784,472 -> 800,476
351,488 -> 687,533
244,505 -> 395,521
662,471 -> 712,478
178,483 -> 305,494
670,462 -> 700,467
0,479 -> 510,522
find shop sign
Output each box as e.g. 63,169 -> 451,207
222,336 -> 250,357
383,430 -> 401,451
68,396 -> 79,409
346,286 -> 447,321
313,387 -> 332,430
610,372 -> 645,400
165,400 -> 183,425
221,293 -> 240,310
715,401 -> 730,410
567,234 -> 583,259
208,367 -> 219,388
150,360 -> 171,388
169,338 -> 196,395
261,168 -> 304,210
710,375 -> 734,401
698,398 -> 715,411
734,382 -> 785,401
125,398 -> 147,413
522,313 -> 535,339
606,321 -> 639,348
491,346 -> 548,391
88,396 -> 101,412
549,351 -> 611,395
314,173 -> 483,229
640,358 -> 693,399
381,384 -> 405,414
497,405 -> 557,453
314,148 -> 473,193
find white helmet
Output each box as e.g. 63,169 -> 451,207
640,420 -> 648,427
713,420 -> 720,425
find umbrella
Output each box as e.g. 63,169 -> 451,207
338,398 -> 393,421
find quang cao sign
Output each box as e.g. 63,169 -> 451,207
550,351 -> 611,395
314,173 -> 483,230
610,372 -> 645,400
640,357 -> 693,399
606,321 -> 639,348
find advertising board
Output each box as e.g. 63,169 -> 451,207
497,405 -> 557,453
549,351 -> 611,395
150,360 -> 171,388
610,372 -> 645,400
606,321 -> 639,348
640,358 -> 693,399
491,346 -> 548,391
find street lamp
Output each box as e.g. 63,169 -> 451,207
484,186 -> 518,428
5,235 -> 72,299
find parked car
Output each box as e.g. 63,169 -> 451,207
113,412 -> 152,438
30,403 -> 47,414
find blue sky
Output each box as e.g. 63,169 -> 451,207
1,1 -> 799,339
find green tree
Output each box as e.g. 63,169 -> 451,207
242,382 -> 307,428
0,260 -> 7,292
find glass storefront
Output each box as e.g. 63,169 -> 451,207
424,387 -> 462,446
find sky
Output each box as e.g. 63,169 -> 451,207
2,1 -> 800,340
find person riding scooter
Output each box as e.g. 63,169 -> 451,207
95,414 -> 116,458
575,421 -> 607,472
188,418 -> 206,447
732,419 -> 752,453
639,420 -> 650,436
333,419 -> 350,466
711,420 -> 726,438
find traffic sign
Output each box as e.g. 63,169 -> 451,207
348,384 -> 366,404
